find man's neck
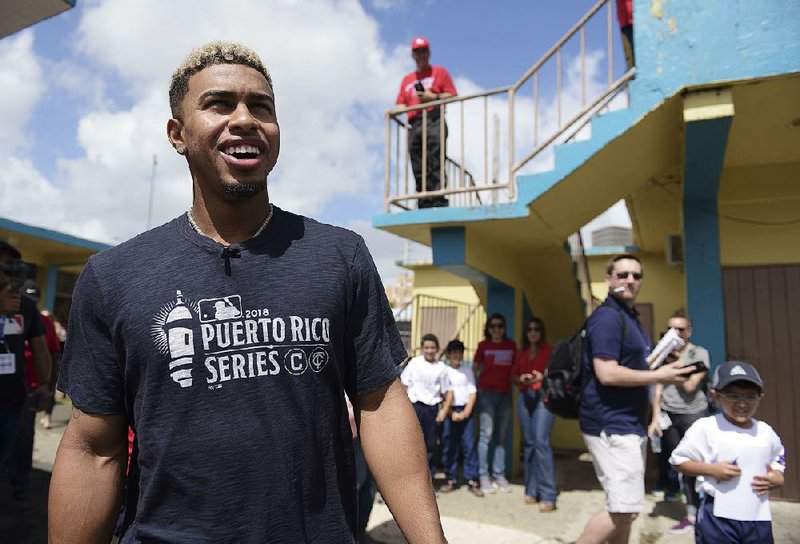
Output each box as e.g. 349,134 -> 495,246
190,190 -> 271,246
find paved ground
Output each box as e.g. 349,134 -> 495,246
3,403 -> 799,544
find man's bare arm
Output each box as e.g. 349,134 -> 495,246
593,358 -> 693,387
49,408 -> 128,544
355,379 -> 446,544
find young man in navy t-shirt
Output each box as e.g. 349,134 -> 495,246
49,41 -> 446,544
576,254 -> 694,544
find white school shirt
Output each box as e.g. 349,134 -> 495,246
400,356 -> 451,405
445,365 -> 477,407
669,413 -> 786,499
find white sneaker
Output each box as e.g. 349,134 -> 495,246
494,475 -> 512,493
479,476 -> 496,494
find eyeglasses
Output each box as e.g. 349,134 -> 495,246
615,272 -> 643,280
718,392 -> 761,403
527,327 -> 542,332
488,323 -> 505,329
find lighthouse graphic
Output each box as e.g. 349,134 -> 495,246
163,290 -> 196,387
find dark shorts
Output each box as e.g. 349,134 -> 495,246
696,496 -> 774,544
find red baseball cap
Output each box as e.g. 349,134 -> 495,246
411,37 -> 430,50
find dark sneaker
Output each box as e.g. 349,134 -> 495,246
468,481 -> 484,497
669,517 -> 694,534
439,480 -> 458,493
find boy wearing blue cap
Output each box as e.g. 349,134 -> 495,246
669,361 -> 785,543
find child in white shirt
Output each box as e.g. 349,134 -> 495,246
670,361 -> 785,543
400,333 -> 452,477
438,339 -> 483,497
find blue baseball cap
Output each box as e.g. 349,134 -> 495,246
713,360 -> 764,391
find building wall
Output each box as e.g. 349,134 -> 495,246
719,162 -> 800,267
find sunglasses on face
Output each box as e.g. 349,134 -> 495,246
614,272 -> 643,280
718,392 -> 761,403
527,327 -> 542,332
488,323 -> 505,329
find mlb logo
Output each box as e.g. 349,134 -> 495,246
198,295 -> 243,322
3,315 -> 24,336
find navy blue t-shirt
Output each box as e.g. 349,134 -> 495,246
579,296 -> 651,437
0,296 -> 45,407
58,207 -> 406,543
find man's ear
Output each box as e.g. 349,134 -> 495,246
167,118 -> 186,155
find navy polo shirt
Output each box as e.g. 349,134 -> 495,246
579,295 -> 651,437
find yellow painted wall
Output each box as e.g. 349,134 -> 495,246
719,162 -> 800,266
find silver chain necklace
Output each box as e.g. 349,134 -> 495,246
187,203 -> 274,242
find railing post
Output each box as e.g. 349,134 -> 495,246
440,102 -> 446,198
608,0 -> 614,85
508,88 -> 515,197
385,113 -> 391,211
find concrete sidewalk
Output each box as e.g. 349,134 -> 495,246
4,404 -> 799,544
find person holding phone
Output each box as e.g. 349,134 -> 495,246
394,37 -> 457,208
648,311 -> 711,535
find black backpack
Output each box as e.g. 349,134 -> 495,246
542,305 -> 626,419
542,327 -> 587,419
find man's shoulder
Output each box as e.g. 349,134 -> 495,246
284,209 -> 363,250
88,217 -> 182,271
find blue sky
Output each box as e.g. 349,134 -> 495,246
2,0 -> 629,280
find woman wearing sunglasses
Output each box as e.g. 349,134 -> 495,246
512,317 -> 557,512
473,313 -> 517,494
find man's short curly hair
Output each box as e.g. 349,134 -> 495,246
169,40 -> 273,118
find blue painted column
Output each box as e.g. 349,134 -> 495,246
44,266 -> 59,312
683,100 -> 732,369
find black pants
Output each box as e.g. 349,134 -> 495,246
409,115 -> 447,202
663,410 -> 706,513
413,401 -> 439,476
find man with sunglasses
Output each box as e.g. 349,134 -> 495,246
577,254 -> 694,544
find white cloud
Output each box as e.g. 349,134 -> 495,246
0,0 -> 416,247
0,31 -> 44,152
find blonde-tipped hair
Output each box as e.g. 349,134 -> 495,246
169,40 -> 272,118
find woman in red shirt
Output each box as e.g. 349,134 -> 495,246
473,313 -> 517,494
511,317 -> 557,511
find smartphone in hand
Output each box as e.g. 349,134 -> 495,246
414,81 -> 425,93
682,361 -> 708,375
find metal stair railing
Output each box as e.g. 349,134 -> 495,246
385,0 -> 636,212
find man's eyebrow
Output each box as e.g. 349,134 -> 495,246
198,89 -> 274,102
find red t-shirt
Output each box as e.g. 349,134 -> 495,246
511,343 -> 553,392
617,0 -> 633,28
474,339 -> 517,393
24,312 -> 61,388
395,65 -> 457,121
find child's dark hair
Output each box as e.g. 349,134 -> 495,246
421,333 -> 439,348
445,339 -> 465,353
717,380 -> 762,394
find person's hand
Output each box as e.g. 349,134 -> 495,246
417,90 -> 439,103
531,370 -> 544,384
751,464 -> 784,496
655,361 -> 694,385
451,411 -> 464,422
647,421 -> 662,439
518,372 -> 534,385
436,408 -> 448,424
709,460 -> 742,482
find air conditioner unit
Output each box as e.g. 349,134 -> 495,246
666,234 -> 684,266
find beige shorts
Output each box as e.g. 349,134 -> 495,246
582,432 -> 647,513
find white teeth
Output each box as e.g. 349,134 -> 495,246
224,145 -> 261,155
